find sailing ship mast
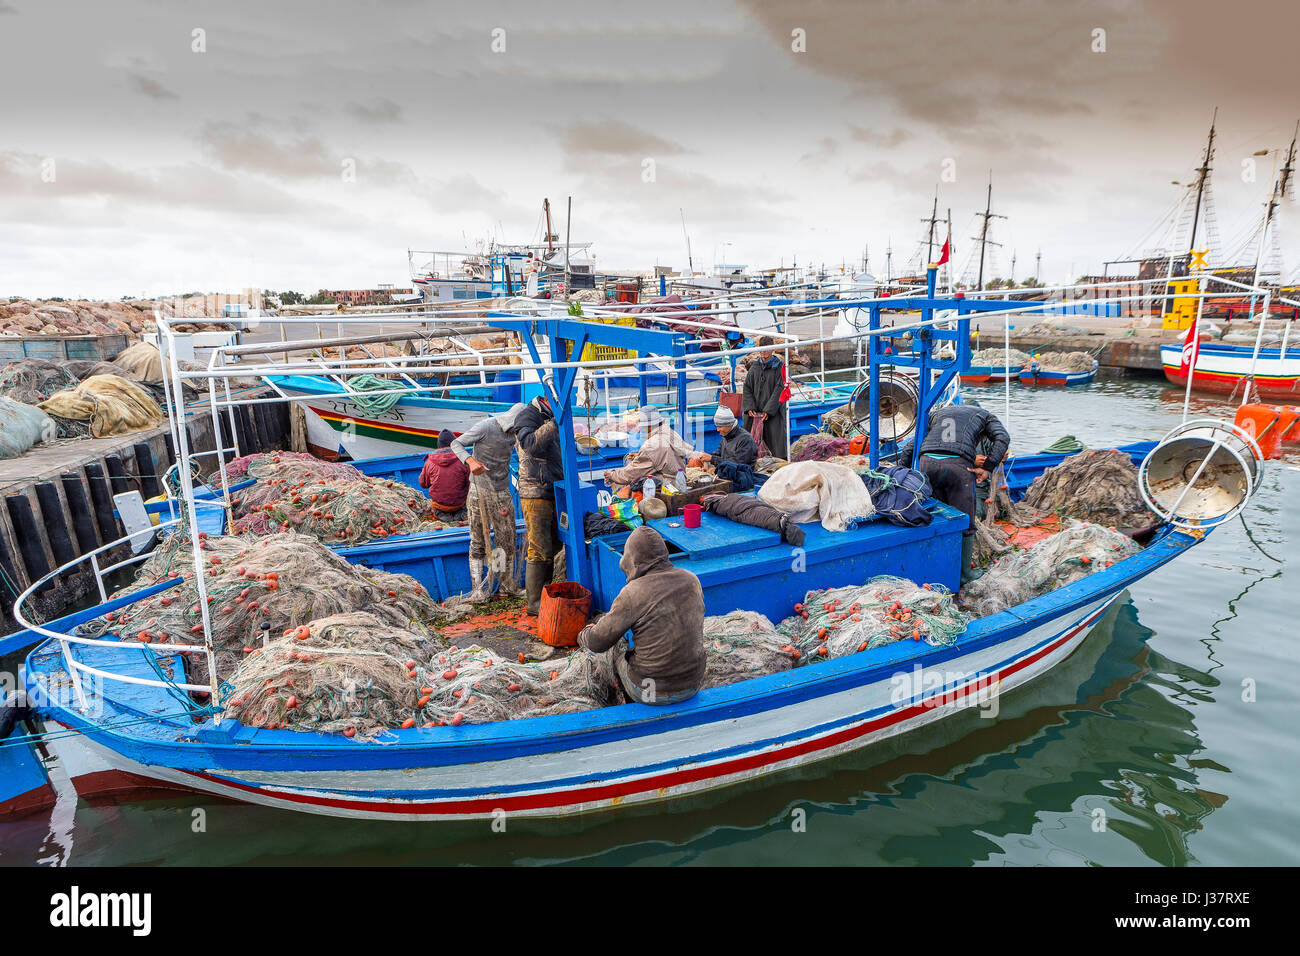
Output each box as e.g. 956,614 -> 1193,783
1252,121 -> 1297,282
921,188 -> 942,266
973,172 -> 1006,291
1186,109 -> 1217,269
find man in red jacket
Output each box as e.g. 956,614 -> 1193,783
418,429 -> 470,521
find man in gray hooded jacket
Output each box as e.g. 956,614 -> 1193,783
578,526 -> 706,705
451,403 -> 526,601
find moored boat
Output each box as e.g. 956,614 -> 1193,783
0,273 -> 1264,822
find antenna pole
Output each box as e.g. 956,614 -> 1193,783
680,208 -> 695,276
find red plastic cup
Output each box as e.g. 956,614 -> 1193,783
683,503 -> 702,528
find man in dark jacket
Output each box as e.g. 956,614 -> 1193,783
578,526 -> 706,705
917,403 -> 1011,583
514,391 -> 565,614
701,405 -> 757,467
742,335 -> 789,459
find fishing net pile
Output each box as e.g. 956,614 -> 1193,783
1021,448 -> 1153,529
1015,322 -> 1088,337
820,402 -> 865,438
222,451 -> 364,483
970,347 -> 1032,367
1024,351 -> 1095,372
0,397 -> 54,459
78,531 -> 441,686
37,374 -> 163,438
0,358 -> 80,405
219,612 -> 435,735
0,360 -> 91,438
700,610 -> 796,687
412,644 -> 618,726
973,448 -> 1152,566
789,432 -> 851,462
960,521 -> 1141,618
225,453 -> 449,543
778,575 -> 969,661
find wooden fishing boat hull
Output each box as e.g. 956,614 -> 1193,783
268,374 -> 857,461
18,523 -> 1203,822
1160,343 -> 1300,399
961,365 -> 1017,384
1019,366 -> 1096,387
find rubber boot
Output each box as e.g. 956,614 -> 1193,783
959,536 -> 984,586
499,551 -> 524,598
467,558 -> 489,604
525,561 -> 548,616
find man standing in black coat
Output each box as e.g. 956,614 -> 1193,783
741,335 -> 789,459
917,402 -> 1011,584
513,389 -> 565,615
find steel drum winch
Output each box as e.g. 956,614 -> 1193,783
850,372 -> 920,444
1139,419 -> 1264,527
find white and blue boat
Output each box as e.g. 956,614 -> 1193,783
0,272 -> 1262,821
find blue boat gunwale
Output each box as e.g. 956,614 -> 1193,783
24,522 -> 1203,774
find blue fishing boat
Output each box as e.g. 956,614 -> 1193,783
1018,359 -> 1098,387
0,271 -> 1261,821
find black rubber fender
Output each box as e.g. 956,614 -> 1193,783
34,483 -> 76,568
133,442 -> 162,499
60,473 -> 100,554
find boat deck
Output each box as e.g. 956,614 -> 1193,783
590,496 -> 969,623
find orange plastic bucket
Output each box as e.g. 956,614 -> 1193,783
848,434 -> 868,455
537,582 -> 592,647
1234,404 -> 1283,460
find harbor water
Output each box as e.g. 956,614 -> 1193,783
2,378 -> 1296,866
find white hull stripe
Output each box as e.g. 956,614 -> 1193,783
157,600 -> 1113,816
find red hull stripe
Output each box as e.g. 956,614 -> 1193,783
310,408 -> 441,439
182,605 -> 1107,815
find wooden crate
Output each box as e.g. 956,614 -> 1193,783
0,334 -> 132,364
661,479 -> 732,516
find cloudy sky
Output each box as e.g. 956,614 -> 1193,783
2,0 -> 1297,299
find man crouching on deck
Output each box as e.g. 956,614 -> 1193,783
577,525 -> 706,706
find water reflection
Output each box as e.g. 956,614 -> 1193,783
2,593 -> 1231,868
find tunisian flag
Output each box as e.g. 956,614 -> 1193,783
934,237 -> 951,267
1179,321 -> 1201,375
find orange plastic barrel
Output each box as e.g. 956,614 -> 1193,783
1234,404 -> 1283,460
848,434 -> 868,455
1277,405 -> 1300,444
538,582 -> 592,647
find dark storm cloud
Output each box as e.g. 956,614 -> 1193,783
557,121 -> 688,157
849,126 -> 912,149
129,73 -> 177,100
0,150 -> 318,218
347,99 -> 403,123
1,0 -> 1295,296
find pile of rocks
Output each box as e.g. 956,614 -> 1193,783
0,299 -> 151,337
0,298 -> 237,337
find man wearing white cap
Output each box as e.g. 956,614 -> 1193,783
699,405 -> 757,467
602,405 -> 697,487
